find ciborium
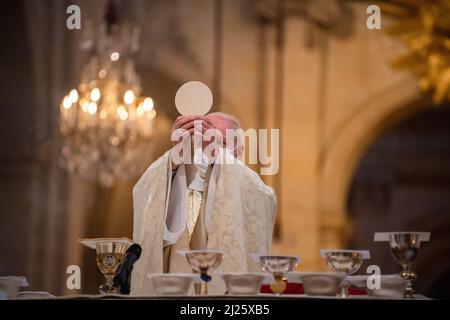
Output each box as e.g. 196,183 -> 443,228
321,249 -> 370,298
79,237 -> 133,294
259,256 -> 299,294
374,232 -> 430,298
177,249 -> 223,295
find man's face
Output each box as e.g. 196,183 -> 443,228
204,114 -> 230,139
170,114 -> 239,166
203,114 -> 239,157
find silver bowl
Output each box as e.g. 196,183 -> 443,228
221,273 -> 267,295
259,255 -> 299,275
289,272 -> 345,296
324,251 -> 364,274
148,273 -> 198,295
322,250 -> 368,298
183,250 -> 223,273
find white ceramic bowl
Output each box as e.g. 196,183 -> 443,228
221,273 -> 268,295
147,273 -> 199,295
288,272 -> 345,296
15,291 -> 55,299
347,274 -> 407,298
368,275 -> 407,298
0,276 -> 28,299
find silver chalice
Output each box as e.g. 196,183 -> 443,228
177,249 -> 223,295
374,232 -> 430,298
321,249 -> 370,298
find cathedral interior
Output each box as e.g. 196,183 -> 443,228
0,0 -> 449,298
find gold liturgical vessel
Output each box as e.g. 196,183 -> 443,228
259,256 -> 299,294
79,237 -> 133,294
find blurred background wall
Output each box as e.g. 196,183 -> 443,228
0,0 -> 448,298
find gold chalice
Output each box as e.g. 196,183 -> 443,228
259,256 -> 299,294
177,249 -> 223,295
374,232 -> 430,298
321,249 -> 369,298
79,237 -> 133,294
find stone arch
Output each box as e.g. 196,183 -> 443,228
319,77 -> 431,248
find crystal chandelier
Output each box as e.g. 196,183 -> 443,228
59,1 -> 156,187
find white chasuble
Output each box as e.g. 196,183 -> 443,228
131,148 -> 277,295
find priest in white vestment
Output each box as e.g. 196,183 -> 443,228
131,112 -> 277,295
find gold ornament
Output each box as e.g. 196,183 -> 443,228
379,0 -> 450,104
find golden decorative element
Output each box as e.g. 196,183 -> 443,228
379,0 -> 450,104
185,230 -> 193,240
259,255 -> 298,294
270,275 -> 287,294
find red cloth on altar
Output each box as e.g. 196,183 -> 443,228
260,282 -> 367,295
